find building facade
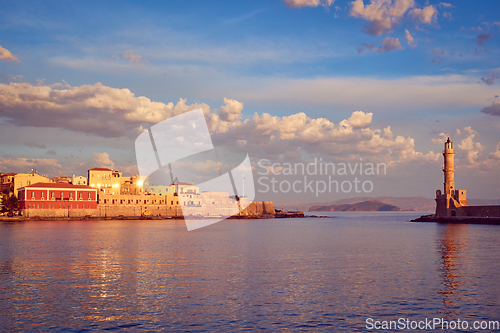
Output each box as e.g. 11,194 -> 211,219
72,174 -> 88,186
18,182 -> 98,217
13,172 -> 51,197
88,168 -> 122,195
0,172 -> 16,194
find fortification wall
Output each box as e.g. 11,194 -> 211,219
240,201 -> 275,215
22,200 -> 277,218
462,205 -> 500,217
96,205 -> 183,217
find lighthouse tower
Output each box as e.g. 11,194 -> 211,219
435,137 -> 468,217
443,137 -> 455,195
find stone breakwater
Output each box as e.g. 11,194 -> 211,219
411,214 -> 500,225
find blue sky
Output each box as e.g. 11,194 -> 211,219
0,0 -> 499,201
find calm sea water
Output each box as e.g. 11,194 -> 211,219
1,212 -> 500,332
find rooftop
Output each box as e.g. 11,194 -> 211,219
89,167 -> 113,171
20,182 -> 95,190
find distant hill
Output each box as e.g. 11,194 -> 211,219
309,200 -> 401,212
277,196 -> 500,212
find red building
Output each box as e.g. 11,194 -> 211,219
18,182 -> 98,210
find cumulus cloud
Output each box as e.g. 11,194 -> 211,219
93,152 -> 115,169
218,97 -> 243,122
489,142 -> 500,160
476,33 -> 490,46
480,102 -> 500,116
0,81 -> 211,137
0,79 -> 480,172
350,0 -> 415,36
405,29 -> 415,47
0,45 -> 20,62
462,126 -> 477,136
283,0 -> 334,8
206,106 -> 437,168
431,132 -> 447,144
0,156 -> 62,175
381,37 -> 403,52
357,37 -> 403,54
343,110 -> 373,128
408,5 -> 438,24
457,127 -> 485,166
349,0 -> 437,36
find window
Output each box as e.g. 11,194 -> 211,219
31,191 -> 35,199
61,192 -> 64,200
37,204 -> 39,209
41,192 -> 45,199
70,192 -> 73,199
79,192 -> 82,200
41,204 -> 43,208
27,181 -> 31,186
70,204 -> 73,209
88,193 -> 91,200
19,182 -> 22,187
59,204 -> 61,208
28,204 -> 31,209
63,204 -> 65,209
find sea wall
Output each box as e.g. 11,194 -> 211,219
22,208 -> 98,218
462,205 -> 500,217
22,200 -> 276,218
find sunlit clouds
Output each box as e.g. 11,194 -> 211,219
0,45 -> 20,62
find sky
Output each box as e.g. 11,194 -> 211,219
0,0 -> 499,203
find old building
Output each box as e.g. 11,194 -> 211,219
13,172 -> 51,197
18,182 -> 98,217
88,168 -> 122,195
72,174 -> 88,185
0,172 -> 16,194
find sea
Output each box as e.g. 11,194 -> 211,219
1,212 -> 500,332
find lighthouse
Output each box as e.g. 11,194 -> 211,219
435,137 -> 468,217
443,137 -> 455,195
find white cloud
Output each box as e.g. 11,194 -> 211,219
93,152 -> 115,169
489,142 -> 500,160
0,156 -> 62,175
0,81 -> 211,137
405,29 -> 415,47
381,37 -> 403,52
409,5 -> 438,24
349,0 -> 438,36
0,45 -> 20,62
438,3 -> 454,8
431,132 -> 447,144
283,0 -> 334,8
457,128 -> 485,166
